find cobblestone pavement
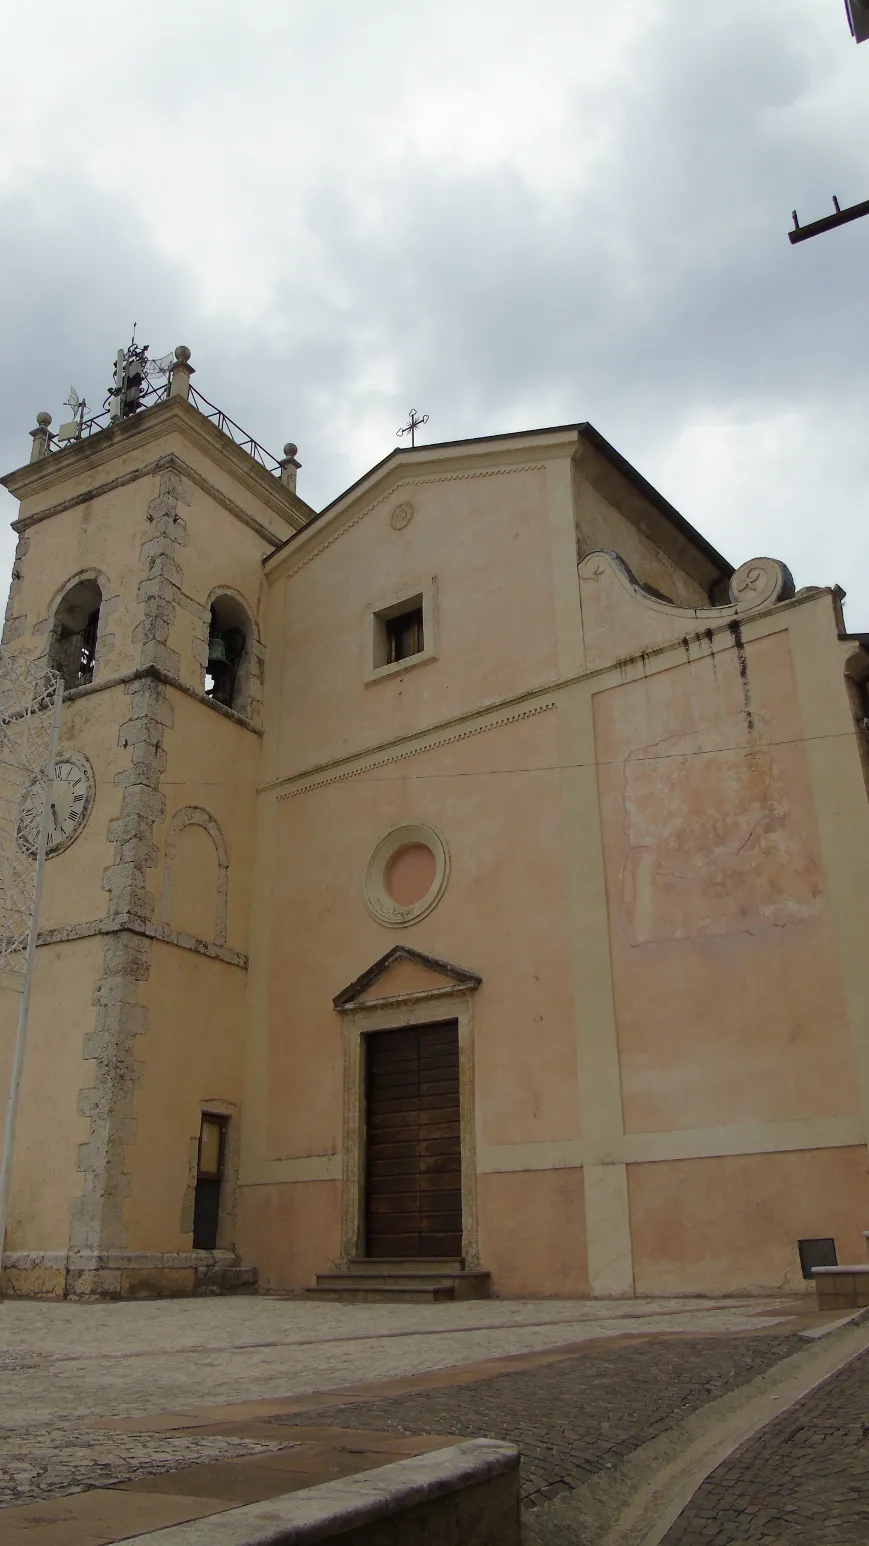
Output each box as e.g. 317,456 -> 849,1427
0,1427 -> 288,1509
271,1333 -> 804,1508
0,1297 -> 805,1511
662,1345 -> 869,1546
0,1295 -> 798,1426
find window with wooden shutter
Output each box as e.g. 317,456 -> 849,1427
386,607 -> 424,664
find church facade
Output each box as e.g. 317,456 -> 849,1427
1,346 -> 868,1302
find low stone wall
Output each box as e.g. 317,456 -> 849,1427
120,1439 -> 520,1546
813,1265 -> 869,1310
0,1248 -> 249,1299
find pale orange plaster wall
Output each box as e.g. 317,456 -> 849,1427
629,1149 -> 869,1296
595,632 -> 859,1134
477,1169 -> 588,1297
1,939 -> 96,1249
261,711 -> 578,1171
236,1180 -> 342,1290
360,959 -> 455,1000
155,691 -> 259,953
170,824 -> 221,941
126,943 -> 245,1251
273,466 -> 557,778
574,473 -> 709,608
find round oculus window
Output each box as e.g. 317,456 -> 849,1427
364,823 -> 449,927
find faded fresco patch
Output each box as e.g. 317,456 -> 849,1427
620,710 -> 824,945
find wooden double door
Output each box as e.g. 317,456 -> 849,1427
364,1021 -> 462,1258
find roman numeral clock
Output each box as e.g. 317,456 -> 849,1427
18,753 -> 95,858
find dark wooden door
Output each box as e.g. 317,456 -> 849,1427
365,1022 -> 462,1258
192,1113 -> 226,1251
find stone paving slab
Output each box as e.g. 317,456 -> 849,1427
0,1295 -> 819,1528
0,1429 -> 289,1510
661,1343 -> 869,1545
0,1490 -> 229,1546
266,1333 -> 805,1509
0,1436 -> 456,1545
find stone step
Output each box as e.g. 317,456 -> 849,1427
221,1264 -> 259,1291
317,1271 -> 490,1294
195,1261 -> 259,1296
306,1282 -> 459,1304
345,1258 -> 466,1276
306,1264 -> 491,1304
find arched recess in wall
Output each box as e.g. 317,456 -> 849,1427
47,569 -> 111,690
161,807 -> 229,946
204,588 -> 259,718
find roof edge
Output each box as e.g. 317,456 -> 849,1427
263,419 -> 733,581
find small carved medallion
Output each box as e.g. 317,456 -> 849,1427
390,502 -> 414,531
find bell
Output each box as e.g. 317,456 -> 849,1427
208,633 -> 229,667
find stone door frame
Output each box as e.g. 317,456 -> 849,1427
337,985 -> 480,1268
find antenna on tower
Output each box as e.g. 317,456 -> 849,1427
56,388 -> 87,443
108,326 -> 151,422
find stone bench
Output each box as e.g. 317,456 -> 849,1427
119,1438 -> 520,1546
812,1264 -> 869,1310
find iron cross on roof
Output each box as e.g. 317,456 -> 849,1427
397,408 -> 429,448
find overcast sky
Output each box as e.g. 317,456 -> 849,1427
1,0 -> 867,624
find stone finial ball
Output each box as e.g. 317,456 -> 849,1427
283,443 -> 298,459
174,345 -> 192,362
36,411 -> 52,427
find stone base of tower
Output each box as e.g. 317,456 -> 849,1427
0,1249 -> 258,1299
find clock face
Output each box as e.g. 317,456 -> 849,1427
18,756 -> 94,858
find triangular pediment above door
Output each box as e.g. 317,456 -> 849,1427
333,946 -> 481,1010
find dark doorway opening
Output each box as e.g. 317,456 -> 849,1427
365,1021 -> 462,1258
193,1113 -> 227,1250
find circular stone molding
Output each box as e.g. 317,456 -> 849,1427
364,822 -> 450,928
389,502 -> 414,531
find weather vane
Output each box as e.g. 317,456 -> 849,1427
397,408 -> 429,449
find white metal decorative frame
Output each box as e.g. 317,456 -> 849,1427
0,651 -> 63,1262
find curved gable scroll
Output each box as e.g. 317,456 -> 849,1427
578,551 -> 795,671
161,806 -> 229,946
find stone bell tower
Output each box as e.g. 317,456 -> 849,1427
0,344 -> 311,1297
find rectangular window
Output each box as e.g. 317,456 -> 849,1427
386,606 -> 424,664
365,581 -> 437,683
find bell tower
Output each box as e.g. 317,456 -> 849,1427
0,344 -> 311,1297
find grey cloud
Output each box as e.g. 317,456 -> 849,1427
1,0 -> 866,624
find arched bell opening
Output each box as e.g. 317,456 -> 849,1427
205,593 -> 254,715
50,578 -> 103,690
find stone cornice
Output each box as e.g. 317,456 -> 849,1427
63,663 -> 264,735
334,945 -> 481,1010
270,693 -> 559,800
10,449 -> 298,549
37,917 -> 248,968
260,584 -> 838,802
3,398 -> 313,532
